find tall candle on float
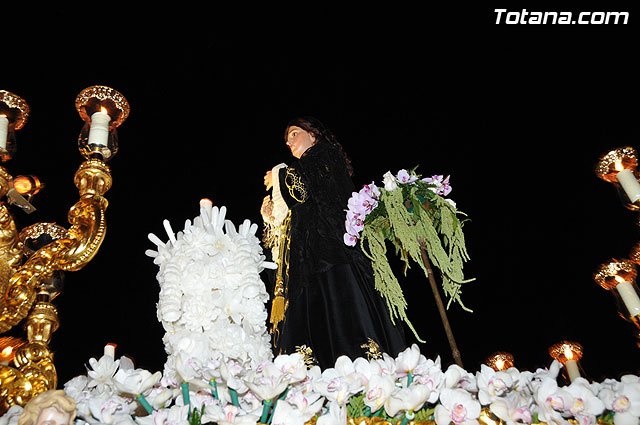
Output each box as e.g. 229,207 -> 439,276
615,161 -> 640,203
614,275 -> 640,317
89,107 -> 111,148
563,345 -> 580,382
0,114 -> 8,151
104,343 -> 116,358
200,198 -> 213,219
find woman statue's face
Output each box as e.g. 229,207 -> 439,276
286,126 -> 316,159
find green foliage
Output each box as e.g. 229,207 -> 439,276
360,173 -> 474,342
598,410 -> 615,425
413,404 -> 436,422
189,404 -> 206,425
346,392 -> 368,417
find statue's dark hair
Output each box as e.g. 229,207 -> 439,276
285,116 -> 354,176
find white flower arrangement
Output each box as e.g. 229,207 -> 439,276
4,205 -> 639,425
146,204 -> 277,384
0,344 -> 634,425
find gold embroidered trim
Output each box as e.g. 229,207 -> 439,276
270,210 -> 292,347
285,168 -> 308,203
295,345 -> 318,367
361,338 -> 383,360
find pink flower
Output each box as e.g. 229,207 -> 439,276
348,191 -> 377,215
344,233 -> 358,247
396,169 -> 418,184
435,388 -> 481,425
345,211 -> 365,235
423,175 -> 452,196
360,182 -> 380,200
440,176 -> 452,196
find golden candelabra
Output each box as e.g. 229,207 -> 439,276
0,86 -> 129,413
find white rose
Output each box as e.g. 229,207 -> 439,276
383,171 -> 398,191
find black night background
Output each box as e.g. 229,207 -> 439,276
2,5 -> 639,387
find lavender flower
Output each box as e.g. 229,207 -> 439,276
423,175 -> 452,196
344,183 -> 381,246
397,169 -> 418,184
344,233 -> 358,247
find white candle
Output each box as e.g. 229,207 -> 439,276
562,345 -> 581,382
565,359 -> 581,382
615,163 -> 640,203
615,277 -> 640,316
200,198 -> 213,218
104,343 -> 116,358
0,115 -> 8,150
88,109 -> 111,148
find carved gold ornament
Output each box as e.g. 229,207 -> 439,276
0,86 -> 125,413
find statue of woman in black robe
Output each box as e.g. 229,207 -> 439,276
261,116 -> 406,369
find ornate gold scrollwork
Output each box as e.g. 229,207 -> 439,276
0,170 -> 22,298
0,158 -> 112,412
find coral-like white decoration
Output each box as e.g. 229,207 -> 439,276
146,204 -> 277,383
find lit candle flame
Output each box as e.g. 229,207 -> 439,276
1,346 -> 13,357
615,161 -> 625,172
495,358 -> 505,370
564,345 -> 574,360
100,107 -> 108,114
615,275 -> 626,284
13,177 -> 33,195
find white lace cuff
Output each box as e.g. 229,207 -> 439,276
270,163 -> 289,226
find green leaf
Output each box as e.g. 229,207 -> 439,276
189,406 -> 202,425
346,392 -> 367,418
414,405 -> 435,422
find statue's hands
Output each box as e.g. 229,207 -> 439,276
264,170 -> 273,190
261,195 -> 273,218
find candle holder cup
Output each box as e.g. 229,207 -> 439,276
75,86 -> 130,161
596,147 -> 640,210
486,352 -> 514,371
549,341 -> 584,383
594,259 -> 640,319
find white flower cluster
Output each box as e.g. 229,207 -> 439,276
3,344 -> 640,425
146,204 -> 277,382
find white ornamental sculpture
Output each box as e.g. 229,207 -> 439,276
146,202 -> 276,384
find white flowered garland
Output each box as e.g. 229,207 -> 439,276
2,344 -> 636,425
1,203 -> 637,425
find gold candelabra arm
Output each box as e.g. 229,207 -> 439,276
0,85 -> 126,414
0,168 -> 22,298
0,159 -> 111,412
0,204 -> 21,296
0,159 -> 110,333
0,296 -> 58,413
